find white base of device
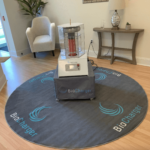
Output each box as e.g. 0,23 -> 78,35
58,53 -> 88,77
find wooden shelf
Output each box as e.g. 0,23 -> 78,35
101,46 -> 132,51
93,28 -> 144,65
93,28 -> 144,33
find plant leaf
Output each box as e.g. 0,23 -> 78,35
16,0 -> 48,17
19,0 -> 32,10
23,13 -> 30,15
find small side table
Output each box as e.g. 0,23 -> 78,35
93,28 -> 144,65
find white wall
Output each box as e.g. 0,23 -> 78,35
43,0 -> 150,66
2,0 -> 32,56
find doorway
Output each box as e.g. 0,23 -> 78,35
0,17 -> 10,57
0,17 -> 8,51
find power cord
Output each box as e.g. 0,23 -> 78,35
87,40 -> 110,71
87,41 -> 98,71
105,49 -> 110,56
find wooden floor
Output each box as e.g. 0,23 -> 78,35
0,51 -> 150,150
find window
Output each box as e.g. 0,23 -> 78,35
83,0 -> 109,4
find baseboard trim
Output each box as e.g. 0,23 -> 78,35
0,74 -> 7,91
9,48 -> 31,57
86,50 -> 150,67
16,48 -> 31,57
9,50 -> 17,57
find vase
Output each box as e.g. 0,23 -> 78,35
126,25 -> 131,30
111,11 -> 120,28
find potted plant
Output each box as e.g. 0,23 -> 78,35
16,0 -> 48,18
126,22 -> 131,30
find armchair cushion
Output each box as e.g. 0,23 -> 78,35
33,35 -> 53,52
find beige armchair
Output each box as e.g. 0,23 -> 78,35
26,16 -> 55,58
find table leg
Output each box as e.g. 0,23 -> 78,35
111,33 -> 115,64
97,32 -> 102,59
132,33 -> 139,65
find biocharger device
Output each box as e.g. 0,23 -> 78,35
57,23 -> 88,77
54,23 -> 95,101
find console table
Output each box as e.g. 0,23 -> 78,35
93,28 -> 144,65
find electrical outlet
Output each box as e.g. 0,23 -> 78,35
21,53 -> 23,55
91,40 -> 93,43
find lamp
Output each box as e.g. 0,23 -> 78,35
109,0 -> 125,30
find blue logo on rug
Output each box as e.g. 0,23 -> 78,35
29,106 -> 51,122
41,77 -> 54,83
99,103 -> 123,116
95,73 -> 107,81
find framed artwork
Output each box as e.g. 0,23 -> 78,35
83,0 -> 109,4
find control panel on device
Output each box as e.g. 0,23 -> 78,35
65,64 -> 80,71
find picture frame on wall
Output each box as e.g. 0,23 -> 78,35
83,0 -> 109,4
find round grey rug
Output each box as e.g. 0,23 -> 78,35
5,67 -> 148,149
